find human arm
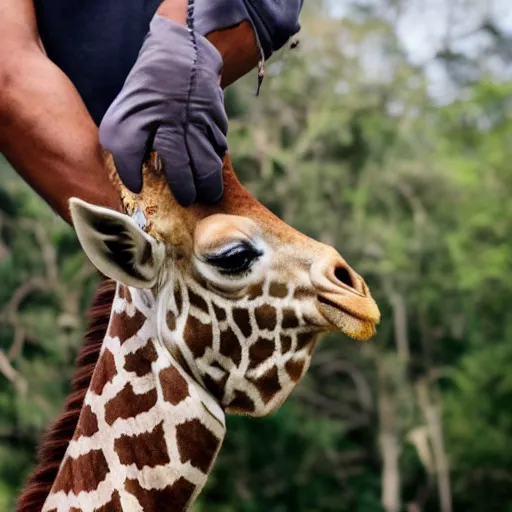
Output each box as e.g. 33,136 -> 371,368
0,0 -> 122,224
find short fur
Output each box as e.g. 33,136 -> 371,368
16,278 -> 116,512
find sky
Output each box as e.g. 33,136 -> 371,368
327,0 -> 512,101
329,0 -> 512,63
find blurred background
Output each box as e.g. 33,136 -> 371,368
1,0 -> 511,510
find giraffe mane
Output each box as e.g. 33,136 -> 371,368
16,278 -> 116,512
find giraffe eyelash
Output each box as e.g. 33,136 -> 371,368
203,242 -> 262,276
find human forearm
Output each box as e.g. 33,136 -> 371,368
0,54 -> 121,224
1,58 -> 122,224
0,0 -> 120,224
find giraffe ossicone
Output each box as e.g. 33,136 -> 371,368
43,154 -> 380,511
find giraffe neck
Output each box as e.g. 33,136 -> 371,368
42,284 -> 226,512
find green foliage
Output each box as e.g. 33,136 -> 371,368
444,341 -> 512,511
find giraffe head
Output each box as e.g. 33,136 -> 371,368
70,155 -> 379,416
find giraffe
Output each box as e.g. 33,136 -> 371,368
31,153 -> 380,512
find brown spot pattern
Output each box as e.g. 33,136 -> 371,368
184,316 -> 212,359
124,341 -> 158,377
213,304 -> 226,321
73,405 -> 99,440
233,308 -> 252,338
281,335 -> 292,354
159,366 -> 189,405
248,339 -> 275,370
95,490 -> 122,511
219,326 -> 242,366
293,287 -> 312,299
108,308 -> 146,344
115,422 -> 170,470
247,282 -> 264,300
203,372 -> 228,401
269,282 -> 288,298
188,289 -> 209,313
227,390 -> 255,413
176,419 -> 221,473
167,311 -> 177,331
252,366 -> 281,404
285,359 -> 306,382
118,285 -> 132,304
53,449 -> 109,494
104,384 -> 157,426
124,477 -> 195,511
254,305 -> 277,330
282,309 -> 299,329
174,287 -> 183,315
297,331 -> 316,350
90,348 -> 117,395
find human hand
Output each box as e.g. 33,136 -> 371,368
99,15 -> 228,206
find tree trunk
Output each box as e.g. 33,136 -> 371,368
378,362 -> 401,512
417,379 -> 452,512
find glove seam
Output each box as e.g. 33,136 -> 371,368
184,0 -> 199,138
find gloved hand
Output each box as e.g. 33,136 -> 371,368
99,14 -> 227,206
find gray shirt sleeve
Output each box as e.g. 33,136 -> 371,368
193,0 -> 304,58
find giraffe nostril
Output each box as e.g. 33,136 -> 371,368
311,256 -> 366,297
334,266 -> 355,290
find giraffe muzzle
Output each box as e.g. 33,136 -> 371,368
310,256 -> 380,341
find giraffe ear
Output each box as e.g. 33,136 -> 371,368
69,198 -> 165,288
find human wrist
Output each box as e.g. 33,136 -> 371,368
148,14 -> 223,76
193,0 -> 303,58
147,15 -> 196,68
157,0 -> 187,25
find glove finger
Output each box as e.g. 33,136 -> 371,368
153,124 -> 197,207
99,108 -> 156,194
102,135 -> 149,194
209,121 -> 229,158
195,100 -> 228,141
191,112 -> 228,155
186,124 -> 224,204
211,87 -> 229,134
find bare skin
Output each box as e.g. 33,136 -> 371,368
0,0 -> 259,224
0,0 -> 122,223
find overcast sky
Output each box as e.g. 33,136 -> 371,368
327,0 -> 512,100
329,0 -> 512,63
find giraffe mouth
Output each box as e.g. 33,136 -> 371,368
316,295 -> 379,341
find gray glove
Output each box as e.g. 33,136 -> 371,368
99,15 -> 227,206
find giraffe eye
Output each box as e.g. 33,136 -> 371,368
204,243 -> 262,276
